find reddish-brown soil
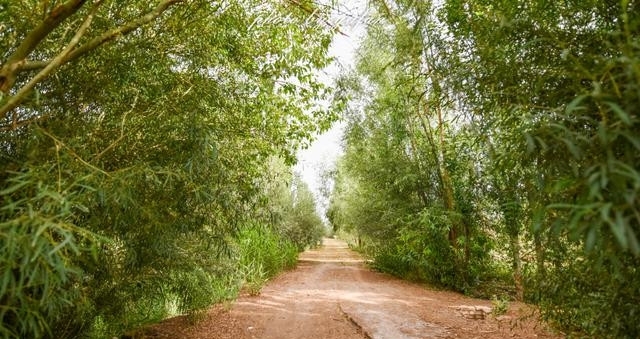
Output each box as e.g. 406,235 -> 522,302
145,238 -> 563,339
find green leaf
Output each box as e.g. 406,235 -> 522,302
620,131 -> 640,150
560,137 -> 582,159
626,225 -> 640,256
610,210 -> 627,250
48,235 -> 73,257
585,226 -> 597,251
0,180 -> 29,195
565,94 -> 588,114
605,101 -> 632,125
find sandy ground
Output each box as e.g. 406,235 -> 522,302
145,238 -> 562,339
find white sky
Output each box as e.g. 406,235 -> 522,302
293,0 -> 368,218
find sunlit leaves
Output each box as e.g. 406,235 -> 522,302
332,0 -> 640,336
1,0 -> 335,337
439,0 -> 640,336
0,169 -> 100,338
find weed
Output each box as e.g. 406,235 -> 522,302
491,295 -> 510,316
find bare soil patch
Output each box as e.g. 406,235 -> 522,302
145,238 -> 562,339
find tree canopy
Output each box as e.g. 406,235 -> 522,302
329,0 -> 639,337
1,1 -> 333,337
3,0 -> 639,338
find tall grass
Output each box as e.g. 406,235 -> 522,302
81,222 -> 298,338
236,223 -> 298,295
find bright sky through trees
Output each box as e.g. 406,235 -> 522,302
294,0 -> 368,214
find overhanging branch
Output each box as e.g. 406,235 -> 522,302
0,0 -> 87,93
60,0 -> 185,67
0,0 -> 185,125
19,0 -> 185,73
285,0 -> 346,36
0,1 -> 103,123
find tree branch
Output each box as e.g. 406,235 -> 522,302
0,1 -> 102,122
19,60 -> 51,72
38,127 -> 111,177
16,0 -> 185,74
93,95 -> 137,161
0,111 -> 53,132
285,0 -> 346,36
0,0 -> 87,93
62,0 -> 185,65
0,0 -> 185,125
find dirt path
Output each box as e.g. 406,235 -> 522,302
146,238 -> 562,339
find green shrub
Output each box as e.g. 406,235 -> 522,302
535,252 -> 640,338
236,223 -> 298,294
0,170 -> 98,339
369,207 -> 492,294
490,295 -> 509,317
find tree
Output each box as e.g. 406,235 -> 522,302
259,158 -> 326,250
284,174 -> 326,250
330,0 -> 640,336
327,5 -> 493,290
1,1 -> 336,337
441,1 -> 640,335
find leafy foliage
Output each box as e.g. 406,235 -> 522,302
281,175 -> 326,250
236,223 -> 298,295
1,1 -> 334,338
328,0 -> 640,337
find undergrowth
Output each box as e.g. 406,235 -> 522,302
82,223 -> 299,338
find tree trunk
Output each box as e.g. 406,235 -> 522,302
534,231 -> 545,282
510,233 -> 524,301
